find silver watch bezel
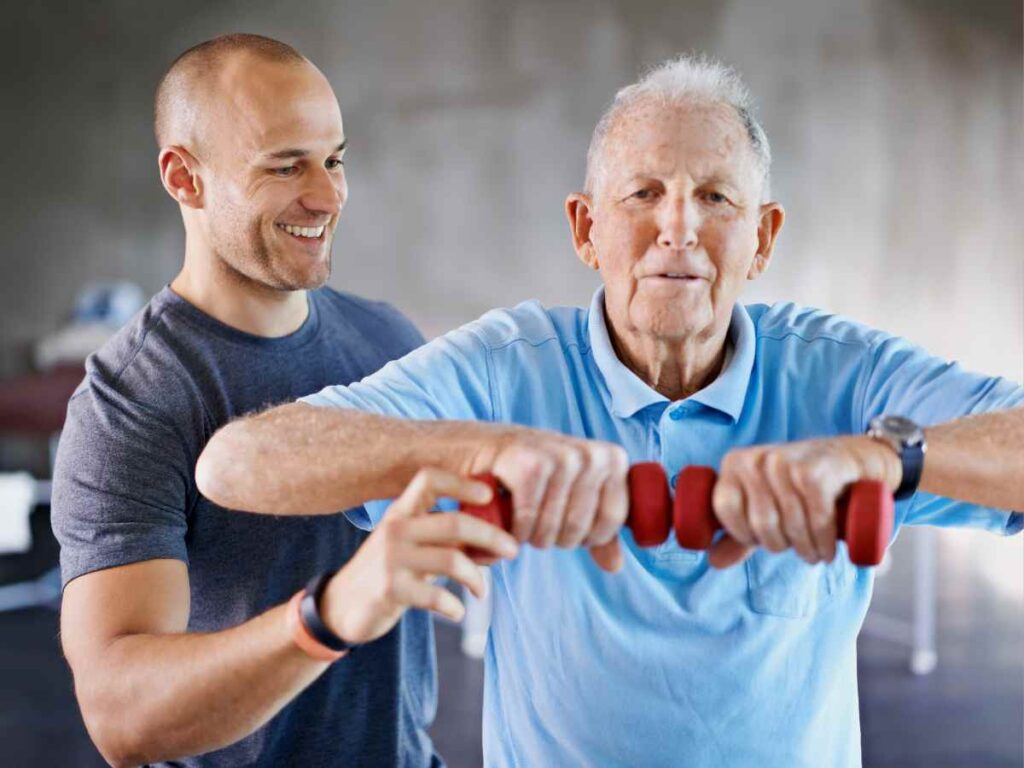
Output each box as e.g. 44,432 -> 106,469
868,415 -> 926,452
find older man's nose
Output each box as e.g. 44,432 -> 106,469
300,166 -> 347,216
657,200 -> 699,251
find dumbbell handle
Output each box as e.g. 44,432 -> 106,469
459,464 -> 894,566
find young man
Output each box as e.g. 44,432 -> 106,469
52,34 -> 515,768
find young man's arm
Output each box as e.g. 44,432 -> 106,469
61,469 -> 516,768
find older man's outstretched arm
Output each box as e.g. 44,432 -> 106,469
198,398 -> 1024,561
198,402 -> 635,570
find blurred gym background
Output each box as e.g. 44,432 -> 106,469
0,1 -> 1020,766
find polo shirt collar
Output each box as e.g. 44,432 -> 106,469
587,286 -> 755,422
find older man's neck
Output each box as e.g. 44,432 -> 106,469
612,328 -> 728,402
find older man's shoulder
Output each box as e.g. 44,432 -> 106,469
745,301 -> 886,351
461,299 -> 587,352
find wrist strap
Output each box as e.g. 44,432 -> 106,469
300,571 -> 358,652
287,571 -> 354,662
894,442 -> 925,501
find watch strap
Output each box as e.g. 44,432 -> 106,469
894,441 -> 925,501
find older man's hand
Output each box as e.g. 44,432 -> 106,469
470,426 -> 631,573
707,435 -> 902,569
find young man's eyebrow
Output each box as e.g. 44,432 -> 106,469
263,140 -> 347,161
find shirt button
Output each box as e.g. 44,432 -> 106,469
669,408 -> 684,421
670,473 -> 679,488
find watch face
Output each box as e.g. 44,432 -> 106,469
879,415 -> 923,444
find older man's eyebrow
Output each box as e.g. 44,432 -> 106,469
263,140 -> 347,161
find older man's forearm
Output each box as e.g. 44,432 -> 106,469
920,406 -> 1024,510
196,403 -> 499,514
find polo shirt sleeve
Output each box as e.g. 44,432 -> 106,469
856,332 -> 1024,535
301,323 -> 496,528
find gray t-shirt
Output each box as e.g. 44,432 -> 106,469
52,286 -> 442,768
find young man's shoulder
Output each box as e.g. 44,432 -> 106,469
313,286 -> 425,350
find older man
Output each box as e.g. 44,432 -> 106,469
198,55 -> 1024,767
51,34 -> 517,768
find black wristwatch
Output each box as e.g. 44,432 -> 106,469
867,415 -> 927,501
299,571 -> 359,653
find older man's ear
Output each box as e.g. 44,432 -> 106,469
747,202 -> 785,280
566,193 -> 600,270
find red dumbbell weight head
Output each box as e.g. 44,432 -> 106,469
673,466 -> 718,550
837,480 -> 893,567
461,474 -> 514,560
626,462 -> 671,546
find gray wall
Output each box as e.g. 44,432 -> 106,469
1,0 -> 1021,383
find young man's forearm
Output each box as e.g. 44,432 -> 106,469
71,602 -> 327,767
197,403 -> 503,514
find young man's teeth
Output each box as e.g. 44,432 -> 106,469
279,224 -> 325,238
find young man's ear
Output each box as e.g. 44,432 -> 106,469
747,202 -> 784,280
565,193 -> 599,270
158,146 -> 204,209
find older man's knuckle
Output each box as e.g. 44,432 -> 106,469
789,463 -> 812,490
761,449 -> 781,471
720,452 -> 741,474
560,448 -> 584,477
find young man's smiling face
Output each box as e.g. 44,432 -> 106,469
197,54 -> 348,292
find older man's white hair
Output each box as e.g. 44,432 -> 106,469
584,54 -> 772,202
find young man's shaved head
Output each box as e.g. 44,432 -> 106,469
154,33 -> 307,149
154,32 -> 348,306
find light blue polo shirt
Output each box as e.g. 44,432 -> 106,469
303,288 -> 1023,767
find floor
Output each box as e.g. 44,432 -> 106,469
1,508 -> 1021,767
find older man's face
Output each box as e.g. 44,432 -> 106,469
584,100 -> 773,345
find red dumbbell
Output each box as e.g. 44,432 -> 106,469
460,463 -> 893,566
672,466 -> 894,566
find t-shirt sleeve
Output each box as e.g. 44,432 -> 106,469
301,323 -> 495,528
855,332 -> 1024,535
51,374 -> 193,588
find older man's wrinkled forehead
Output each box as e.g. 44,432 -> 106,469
597,97 -> 760,198
161,52 -> 342,165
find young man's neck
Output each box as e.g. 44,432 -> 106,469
171,256 -> 310,339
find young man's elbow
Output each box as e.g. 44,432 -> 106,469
81,700 -> 151,768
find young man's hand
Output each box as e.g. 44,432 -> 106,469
322,468 -> 519,645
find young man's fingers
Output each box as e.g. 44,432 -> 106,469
406,511 -> 519,559
402,546 -> 488,599
391,570 -> 467,623
388,467 -> 494,519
